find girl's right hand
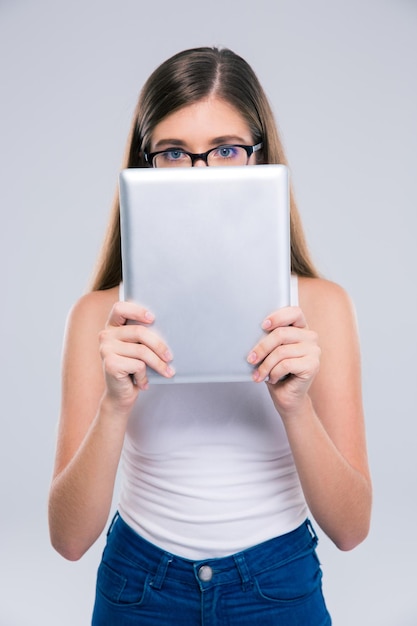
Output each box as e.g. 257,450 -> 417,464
99,301 -> 175,410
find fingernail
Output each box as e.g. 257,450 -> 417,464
164,350 -> 173,361
262,319 -> 272,330
247,351 -> 257,364
166,366 -> 176,377
145,311 -> 155,322
252,370 -> 260,382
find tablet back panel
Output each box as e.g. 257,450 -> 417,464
119,164 -> 290,384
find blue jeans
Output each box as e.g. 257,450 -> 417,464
92,513 -> 331,625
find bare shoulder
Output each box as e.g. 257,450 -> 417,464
62,285 -> 120,383
298,276 -> 357,332
61,286 -> 120,381
66,286 -> 119,334
298,275 -> 353,309
53,287 -> 120,477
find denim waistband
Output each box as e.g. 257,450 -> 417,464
106,513 -> 318,591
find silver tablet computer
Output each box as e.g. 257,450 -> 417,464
119,164 -> 290,384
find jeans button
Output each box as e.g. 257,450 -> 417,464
198,565 -> 213,582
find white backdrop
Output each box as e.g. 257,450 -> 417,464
1,1 -> 416,624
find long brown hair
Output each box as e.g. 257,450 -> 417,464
90,47 -> 318,291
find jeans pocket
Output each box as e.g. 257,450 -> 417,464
96,559 -> 151,606
253,546 -> 323,605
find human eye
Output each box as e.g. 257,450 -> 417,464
153,148 -> 190,168
163,149 -> 188,162
212,145 -> 241,161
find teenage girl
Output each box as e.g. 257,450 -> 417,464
48,47 -> 372,625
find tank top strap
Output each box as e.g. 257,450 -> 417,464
290,274 -> 299,306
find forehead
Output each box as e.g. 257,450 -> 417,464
150,98 -> 252,148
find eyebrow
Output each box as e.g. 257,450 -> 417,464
153,135 -> 250,150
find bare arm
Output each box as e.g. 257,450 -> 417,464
48,289 -> 174,561
248,278 -> 372,550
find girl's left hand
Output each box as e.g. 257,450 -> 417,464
247,306 -> 321,418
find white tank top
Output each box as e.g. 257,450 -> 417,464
118,276 -> 307,559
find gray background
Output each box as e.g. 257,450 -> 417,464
1,0 -> 416,624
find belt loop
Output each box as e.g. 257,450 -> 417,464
306,519 -> 318,544
151,554 -> 172,590
234,554 -> 252,592
106,511 -> 120,537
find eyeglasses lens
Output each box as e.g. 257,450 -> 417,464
153,146 -> 249,168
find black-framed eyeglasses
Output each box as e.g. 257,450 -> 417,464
143,142 -> 263,168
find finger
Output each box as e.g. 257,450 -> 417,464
104,353 -> 150,392
132,370 -> 149,392
104,348 -> 175,386
127,343 -> 176,379
104,353 -> 147,382
252,342 -> 309,383
107,301 -> 155,328
261,306 -> 307,332
267,353 -> 319,386
247,326 -> 314,366
100,324 -> 173,364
